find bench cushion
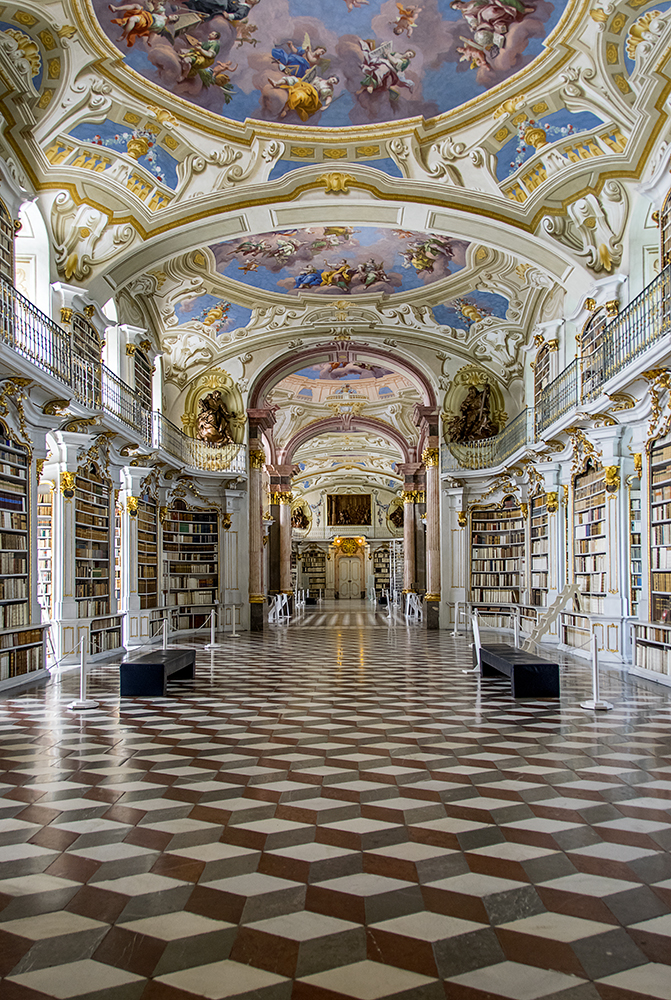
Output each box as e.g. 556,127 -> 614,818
476,643 -> 560,699
120,649 -> 196,697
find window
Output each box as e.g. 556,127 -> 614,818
134,349 -> 152,410
0,200 -> 14,284
580,307 -> 607,402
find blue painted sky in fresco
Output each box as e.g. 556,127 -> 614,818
92,0 -> 563,128
209,227 -> 468,296
174,293 -> 251,332
433,290 -> 509,328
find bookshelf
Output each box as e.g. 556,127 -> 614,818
632,621 -> 671,684
373,545 -> 390,595
37,488 -> 52,622
138,497 -> 158,610
470,496 -> 525,603
650,439 -> 671,624
630,477 -> 642,619
530,494 -> 549,607
163,500 -> 219,630
75,464 -> 122,656
301,546 -> 326,596
0,431 -> 45,686
573,464 -> 607,614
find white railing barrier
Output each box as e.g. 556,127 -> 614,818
463,613 -> 481,674
205,610 -> 224,649
450,600 -> 462,637
580,634 -> 614,711
68,636 -> 99,711
268,594 -> 290,624
405,593 -> 423,621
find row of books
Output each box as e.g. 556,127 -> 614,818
167,591 -> 216,606
0,602 -> 29,628
470,560 -> 519,571
0,511 -> 26,530
652,524 -> 671,545
0,644 -> 42,681
575,523 -> 605,539
77,599 -> 111,618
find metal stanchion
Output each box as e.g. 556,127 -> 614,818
68,637 -> 99,711
162,617 -> 168,649
450,601 -> 460,637
581,634 -> 613,711
229,605 -> 240,638
513,610 -> 520,649
205,610 -> 223,649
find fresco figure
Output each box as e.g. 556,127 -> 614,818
269,72 -> 339,121
356,258 -> 387,287
457,38 -> 490,69
357,40 -> 415,97
109,1 -> 181,47
271,37 -> 327,79
391,5 -> 422,36
320,260 -> 354,290
451,0 -> 536,52
196,390 -> 234,445
183,0 -> 260,20
342,0 -> 369,8
177,31 -> 223,82
295,264 -> 324,289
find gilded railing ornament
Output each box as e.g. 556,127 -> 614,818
546,491 -> 559,514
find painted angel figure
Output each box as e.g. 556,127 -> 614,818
391,5 -> 422,36
342,0 -> 369,8
451,0 -> 536,53
108,1 -> 196,47
357,40 -> 415,97
177,30 -> 226,82
268,69 -> 339,122
356,258 -> 387,287
271,35 -> 328,80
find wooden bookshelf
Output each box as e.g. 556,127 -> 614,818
301,546 -> 326,596
373,545 -> 390,595
650,439 -> 671,624
530,494 -> 549,607
37,488 -> 52,622
632,622 -> 671,685
573,464 -> 606,614
470,496 -> 525,603
0,432 -> 44,685
75,464 -> 122,656
162,500 -> 218,630
138,497 -> 158,610
630,477 -> 642,619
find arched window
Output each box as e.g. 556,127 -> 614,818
533,343 -> 552,410
0,200 -> 14,284
72,313 -> 102,408
134,349 -> 152,410
579,306 -> 608,402
661,187 -> 671,268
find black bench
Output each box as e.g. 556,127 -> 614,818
120,649 -> 196,697
474,643 -> 560,698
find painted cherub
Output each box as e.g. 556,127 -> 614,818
457,38 -> 491,70
108,1 -> 185,48
342,0 -> 369,8
391,5 -> 422,36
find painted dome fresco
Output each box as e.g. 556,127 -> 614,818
92,0 -> 565,128
208,226 -> 469,295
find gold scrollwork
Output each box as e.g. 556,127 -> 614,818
60,471 -> 76,497
319,172 -> 356,194
634,452 -> 642,475
457,510 -> 467,527
60,308 -> 73,325
125,344 -> 137,356
422,447 -> 440,468
126,496 -> 139,515
221,513 -> 232,530
520,502 -> 528,520
604,465 -> 620,493
546,491 -> 559,514
43,398 -> 70,416
249,450 -> 265,470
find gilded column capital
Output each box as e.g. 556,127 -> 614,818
59,471 -> 75,497
249,449 -> 265,470
277,492 -> 293,505
422,447 -> 440,468
60,307 -> 73,326
125,344 -> 137,356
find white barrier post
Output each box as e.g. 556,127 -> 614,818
581,634 -> 613,711
205,609 -> 223,649
229,605 -> 239,638
513,609 -> 520,649
450,601 -> 460,637
69,637 -> 99,711
462,613 -> 482,674
162,617 -> 168,650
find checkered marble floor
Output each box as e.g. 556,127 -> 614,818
0,608 -> 670,1000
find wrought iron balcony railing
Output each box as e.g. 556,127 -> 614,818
536,359 -> 579,436
602,262 -> 671,382
0,278 -> 245,473
443,408 -> 533,472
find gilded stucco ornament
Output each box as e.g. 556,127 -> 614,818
457,510 -> 467,527
249,450 -> 266,470
542,182 -> 628,274
604,466 -> 620,493
319,173 -> 356,194
546,491 -> 559,514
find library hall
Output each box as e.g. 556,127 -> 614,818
1,1 -> 671,999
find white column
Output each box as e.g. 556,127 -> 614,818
248,450 -> 265,629
402,492 -> 416,593
424,449 -> 440,601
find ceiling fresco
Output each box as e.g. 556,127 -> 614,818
92,0 -> 563,128
209,226 -> 469,295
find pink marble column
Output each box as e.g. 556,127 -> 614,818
423,447 -> 440,628
402,492 -> 416,593
279,494 -> 293,597
248,449 -> 265,631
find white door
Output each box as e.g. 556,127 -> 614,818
339,556 -> 361,599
